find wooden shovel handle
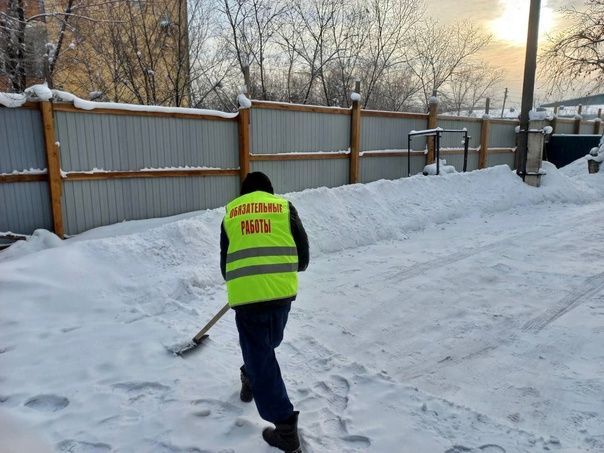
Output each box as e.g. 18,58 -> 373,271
192,303 -> 231,343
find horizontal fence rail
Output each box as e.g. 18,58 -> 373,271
2,95 -> 597,245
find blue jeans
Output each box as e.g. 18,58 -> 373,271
235,303 -> 294,423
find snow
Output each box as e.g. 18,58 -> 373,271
543,125 -> 553,135
52,90 -> 238,119
423,159 -> 457,175
251,99 -> 350,111
350,92 -> 361,102
529,110 -> 554,121
0,168 -> 47,176
428,95 -> 439,105
139,166 -> 231,172
237,93 -> 252,109
0,92 -> 27,108
2,162 -> 604,451
24,83 -> 52,101
410,127 -> 443,135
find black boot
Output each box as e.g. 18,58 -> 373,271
262,411 -> 301,453
240,366 -> 253,403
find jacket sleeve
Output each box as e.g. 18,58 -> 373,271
289,202 -> 310,272
220,220 -> 228,280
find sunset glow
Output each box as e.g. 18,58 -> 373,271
489,0 -> 555,46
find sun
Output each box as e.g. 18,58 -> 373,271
489,0 -> 555,46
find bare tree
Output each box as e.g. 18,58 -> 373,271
52,0 -> 232,107
363,67 -> 421,111
219,0 -> 287,100
540,0 -> 604,96
0,0 -> 89,91
359,0 -> 422,108
443,62 -> 502,115
406,21 -> 491,109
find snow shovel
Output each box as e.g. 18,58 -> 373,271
168,302 -> 231,357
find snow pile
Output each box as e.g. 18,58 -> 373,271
0,230 -> 63,261
24,83 -> 52,101
237,93 -> 252,109
423,159 -> 456,175
0,92 -> 27,108
350,92 -> 361,102
2,161 -> 604,451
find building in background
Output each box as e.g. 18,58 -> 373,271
0,0 -> 47,91
0,0 -> 191,106
541,94 -> 604,119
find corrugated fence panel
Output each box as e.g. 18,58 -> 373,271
251,108 -> 350,153
555,120 -> 575,134
580,121 -> 595,135
0,182 -> 53,234
360,155 -> 427,183
437,118 -> 481,149
251,159 -> 348,194
54,111 -> 239,171
361,116 -> 428,151
487,151 -> 516,169
489,122 -> 517,148
443,152 -> 480,172
0,107 -> 47,172
0,107 -> 51,236
62,176 -> 239,235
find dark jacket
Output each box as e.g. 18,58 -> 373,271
220,200 -> 309,311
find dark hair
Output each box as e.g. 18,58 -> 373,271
240,172 -> 274,195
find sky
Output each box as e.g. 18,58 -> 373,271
424,0 -> 583,108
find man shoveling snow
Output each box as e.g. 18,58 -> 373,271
220,172 -> 310,452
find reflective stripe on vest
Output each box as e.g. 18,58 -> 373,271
224,191 -> 298,307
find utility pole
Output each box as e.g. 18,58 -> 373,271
517,0 -> 541,177
501,88 -> 508,118
485,97 -> 490,115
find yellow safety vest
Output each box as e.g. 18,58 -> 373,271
223,191 -> 298,307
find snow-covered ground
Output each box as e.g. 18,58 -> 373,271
1,160 -> 604,453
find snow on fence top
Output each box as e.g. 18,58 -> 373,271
0,92 -> 27,108
51,90 -> 238,118
0,85 -> 238,119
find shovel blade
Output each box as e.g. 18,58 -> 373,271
168,334 -> 209,357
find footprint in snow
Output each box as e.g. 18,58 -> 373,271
56,439 -> 112,453
0,345 -> 15,354
190,398 -> 242,418
342,434 -> 371,447
24,394 -> 70,412
445,445 -> 505,453
112,381 -> 170,393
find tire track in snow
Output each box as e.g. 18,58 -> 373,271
369,206 -> 604,381
521,271 -> 604,332
385,205 -> 604,284
400,271 -> 604,380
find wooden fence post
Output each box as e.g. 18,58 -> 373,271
427,91 -> 438,163
479,113 -> 490,169
39,101 -> 64,238
595,109 -> 602,135
238,107 -> 251,183
574,104 -> 582,134
349,80 -> 361,184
